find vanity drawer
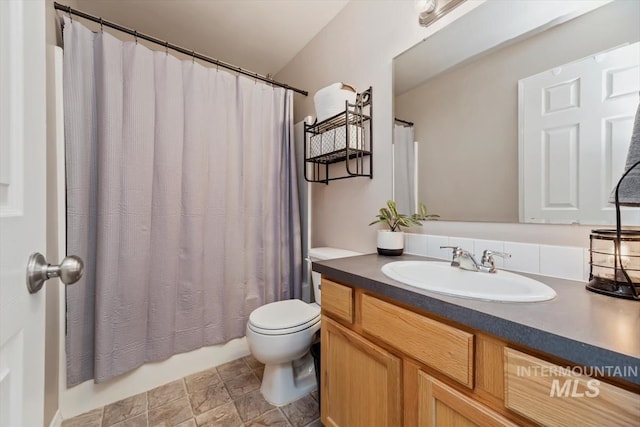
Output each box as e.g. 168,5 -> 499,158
321,279 -> 354,324
504,348 -> 640,426
361,294 -> 474,388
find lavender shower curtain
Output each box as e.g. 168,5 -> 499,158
63,18 -> 301,386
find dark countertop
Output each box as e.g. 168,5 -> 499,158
313,253 -> 640,385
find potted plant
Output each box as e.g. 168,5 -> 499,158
370,200 -> 439,255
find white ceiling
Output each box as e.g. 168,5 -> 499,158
71,0 -> 350,76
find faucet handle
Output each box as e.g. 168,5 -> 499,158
440,246 -> 462,267
481,250 -> 511,272
482,250 -> 511,260
440,245 -> 464,256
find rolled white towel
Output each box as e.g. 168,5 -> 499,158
313,83 -> 357,122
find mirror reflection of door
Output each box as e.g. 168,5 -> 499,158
393,119 -> 417,215
519,42 -> 640,225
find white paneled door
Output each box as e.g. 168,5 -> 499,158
520,42 -> 640,225
0,0 -> 47,426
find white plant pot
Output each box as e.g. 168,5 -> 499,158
377,230 -> 404,256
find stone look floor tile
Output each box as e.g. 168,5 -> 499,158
233,389 -> 275,422
188,380 -> 231,416
222,370 -> 261,398
110,413 -> 148,427
217,359 -> 252,382
253,366 -> 265,381
61,407 -> 103,427
243,355 -> 263,370
185,368 -> 222,393
281,395 -> 319,427
148,395 -> 193,427
148,379 -> 187,409
59,355 -> 319,427
244,408 -> 291,427
102,393 -> 147,427
303,419 -> 321,427
195,402 -> 243,427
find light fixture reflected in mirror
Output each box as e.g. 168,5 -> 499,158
415,0 -> 465,27
415,0 -> 437,17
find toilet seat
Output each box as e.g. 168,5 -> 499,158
248,299 -> 320,335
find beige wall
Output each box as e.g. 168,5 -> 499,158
276,0 -> 636,250
395,0 -> 640,223
275,0 -> 480,253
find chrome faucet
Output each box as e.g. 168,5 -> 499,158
440,246 -> 511,273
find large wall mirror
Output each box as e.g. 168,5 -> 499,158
393,0 -> 640,224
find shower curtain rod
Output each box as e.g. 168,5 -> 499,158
54,2 -> 309,96
394,118 -> 414,126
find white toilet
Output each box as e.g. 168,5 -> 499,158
246,247 -> 361,406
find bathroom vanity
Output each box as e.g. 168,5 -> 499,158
313,254 -> 640,426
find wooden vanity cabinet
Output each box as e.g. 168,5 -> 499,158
418,373 -> 517,427
321,316 -> 402,427
319,277 -> 640,427
320,278 -> 515,427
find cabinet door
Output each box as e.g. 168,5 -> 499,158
418,373 -> 517,427
321,316 -> 402,427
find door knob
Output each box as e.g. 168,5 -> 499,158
26,252 -> 84,294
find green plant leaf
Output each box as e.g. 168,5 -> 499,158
369,200 -> 439,231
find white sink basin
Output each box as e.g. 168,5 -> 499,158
381,261 -> 556,302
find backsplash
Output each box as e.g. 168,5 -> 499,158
404,233 -> 589,282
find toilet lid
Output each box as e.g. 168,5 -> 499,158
249,299 -> 320,331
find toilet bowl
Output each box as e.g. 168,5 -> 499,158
245,247 -> 361,406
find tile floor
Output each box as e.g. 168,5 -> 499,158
61,355 -> 320,427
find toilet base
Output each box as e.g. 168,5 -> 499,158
260,351 -> 317,406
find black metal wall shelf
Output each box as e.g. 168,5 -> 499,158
304,87 -> 373,184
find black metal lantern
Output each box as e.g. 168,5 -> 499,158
587,229 -> 640,299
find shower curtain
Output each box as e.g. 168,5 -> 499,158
63,18 -> 301,386
393,123 -> 416,214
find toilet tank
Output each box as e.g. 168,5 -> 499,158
308,247 -> 362,305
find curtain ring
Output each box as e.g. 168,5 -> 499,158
134,30 -> 138,44
165,41 -> 169,56
99,17 -> 103,33
67,6 -> 72,22
192,50 -> 195,63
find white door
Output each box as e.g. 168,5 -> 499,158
520,42 -> 640,225
0,1 -> 47,426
